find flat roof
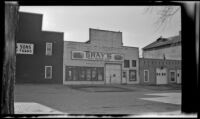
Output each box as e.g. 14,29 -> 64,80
89,28 -> 122,33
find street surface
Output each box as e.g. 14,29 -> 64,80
15,84 -> 182,115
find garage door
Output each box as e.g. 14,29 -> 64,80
177,70 -> 181,84
105,64 -> 121,84
156,68 -> 167,85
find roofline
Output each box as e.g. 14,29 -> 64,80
142,34 -> 181,50
139,58 -> 181,61
143,42 -> 181,51
122,46 -> 139,49
19,11 -> 43,16
42,30 -> 64,34
64,41 -> 86,44
89,28 -> 122,33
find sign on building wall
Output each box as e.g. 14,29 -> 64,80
72,51 -> 123,61
16,43 -> 34,54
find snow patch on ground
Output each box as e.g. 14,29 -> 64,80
15,102 -> 66,114
140,93 -> 181,105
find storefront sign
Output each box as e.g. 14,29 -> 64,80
16,43 -> 34,54
72,51 -> 123,61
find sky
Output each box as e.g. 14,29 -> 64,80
19,6 -> 181,57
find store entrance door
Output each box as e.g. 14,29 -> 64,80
105,64 -> 121,84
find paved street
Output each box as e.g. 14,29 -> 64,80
14,84 -> 182,115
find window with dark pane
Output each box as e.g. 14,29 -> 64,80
132,60 -> 136,67
124,60 -> 130,68
97,67 -> 104,81
73,67 -> 78,81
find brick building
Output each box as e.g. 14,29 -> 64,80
142,31 -> 181,60
139,58 -> 181,85
63,28 -> 139,85
16,12 -> 64,84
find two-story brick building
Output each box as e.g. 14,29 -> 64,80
63,28 -> 139,85
16,12 -> 64,84
139,32 -> 182,85
142,31 -> 181,60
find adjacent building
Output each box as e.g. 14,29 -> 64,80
63,28 -> 139,85
139,58 -> 181,85
139,32 -> 182,85
16,12 -> 64,84
142,31 -> 181,60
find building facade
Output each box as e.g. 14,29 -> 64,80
139,58 -> 181,85
16,12 -> 64,84
63,28 -> 139,85
142,31 -> 181,60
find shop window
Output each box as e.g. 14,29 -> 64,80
92,68 -> 97,80
79,67 -> 86,80
86,68 -> 91,81
97,68 -> 104,81
73,67 -> 78,81
46,42 -> 52,56
132,60 -> 136,67
65,66 -> 73,81
144,70 -> 149,82
45,66 -> 52,79
124,60 -> 130,68
129,70 -> 137,81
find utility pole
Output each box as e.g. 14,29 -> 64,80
1,2 -> 19,114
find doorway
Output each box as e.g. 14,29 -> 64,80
105,64 -> 121,84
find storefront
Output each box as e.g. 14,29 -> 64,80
63,28 -> 139,85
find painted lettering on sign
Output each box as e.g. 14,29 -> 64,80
16,43 -> 34,54
72,51 -> 123,61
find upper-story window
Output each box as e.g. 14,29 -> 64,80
46,42 -> 52,56
124,60 -> 130,68
132,60 -> 136,67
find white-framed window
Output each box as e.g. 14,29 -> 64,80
170,70 -> 176,82
144,70 -> 149,82
45,66 -> 52,79
46,42 -> 52,56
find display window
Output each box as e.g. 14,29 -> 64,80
86,68 -> 91,81
97,68 -> 104,81
65,66 -> 104,81
65,66 -> 73,81
79,67 -> 86,80
92,68 -> 97,80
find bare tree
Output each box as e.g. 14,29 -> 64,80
144,6 -> 180,32
1,2 -> 19,114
